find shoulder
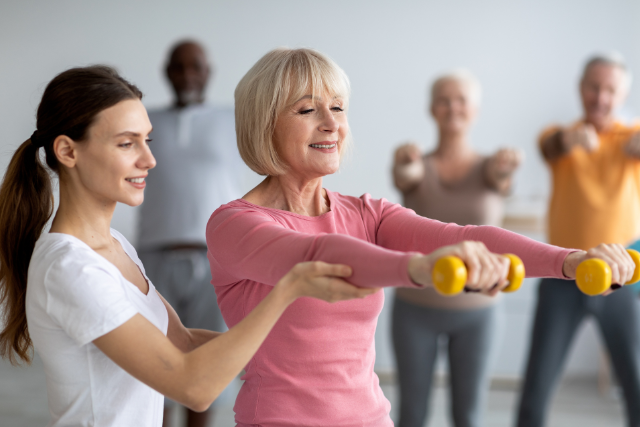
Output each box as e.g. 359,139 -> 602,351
32,234 -> 119,294
207,199 -> 277,231
328,190 -> 400,217
611,120 -> 640,136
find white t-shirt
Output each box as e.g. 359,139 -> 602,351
138,104 -> 244,249
25,229 -> 169,427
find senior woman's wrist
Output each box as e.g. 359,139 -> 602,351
407,254 -> 432,288
561,250 -> 587,279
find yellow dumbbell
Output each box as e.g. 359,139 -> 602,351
575,249 -> 640,296
432,253 -> 525,296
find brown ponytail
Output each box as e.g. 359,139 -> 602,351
0,66 -> 142,364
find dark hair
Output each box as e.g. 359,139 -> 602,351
0,65 -> 142,365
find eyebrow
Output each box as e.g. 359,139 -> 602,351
294,95 -> 343,103
115,128 -> 153,138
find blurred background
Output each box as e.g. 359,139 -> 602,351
1,0 -> 639,426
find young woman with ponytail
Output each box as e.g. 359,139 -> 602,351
0,66 -> 377,427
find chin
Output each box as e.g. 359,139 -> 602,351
118,195 -> 145,207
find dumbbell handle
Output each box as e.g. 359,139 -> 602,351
432,253 -> 525,296
575,249 -> 640,296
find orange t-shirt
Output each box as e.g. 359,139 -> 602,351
542,121 -> 640,250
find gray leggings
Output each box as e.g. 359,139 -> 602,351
516,279 -> 640,427
392,298 -> 502,427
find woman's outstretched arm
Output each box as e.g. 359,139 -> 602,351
372,196 -> 634,285
93,262 -> 377,412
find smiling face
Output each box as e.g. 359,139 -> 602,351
430,78 -> 478,135
580,62 -> 627,129
68,99 -> 156,207
273,93 -> 349,179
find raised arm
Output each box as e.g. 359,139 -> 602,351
94,261 -> 378,412
371,197 -> 571,278
392,142 -> 425,193
540,124 -> 599,162
372,197 -> 635,285
483,148 -> 523,194
207,207 -> 419,289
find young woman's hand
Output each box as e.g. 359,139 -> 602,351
407,241 -> 511,296
562,244 -> 635,286
276,261 -> 380,304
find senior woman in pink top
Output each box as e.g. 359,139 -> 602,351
205,48 -> 634,427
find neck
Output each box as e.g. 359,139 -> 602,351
49,178 -> 117,250
434,129 -> 473,159
247,174 -> 328,217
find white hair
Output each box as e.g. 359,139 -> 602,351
430,69 -> 482,106
582,51 -> 633,91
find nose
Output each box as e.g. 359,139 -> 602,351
319,107 -> 339,133
139,142 -> 157,170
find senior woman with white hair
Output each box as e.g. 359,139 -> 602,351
205,48 -> 633,427
391,71 -> 522,427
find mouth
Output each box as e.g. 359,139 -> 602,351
125,177 -> 145,184
309,143 -> 337,149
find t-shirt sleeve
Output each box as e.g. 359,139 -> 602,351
206,206 -> 417,289
44,255 -> 138,346
368,196 -> 573,279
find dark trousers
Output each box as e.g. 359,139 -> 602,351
392,298 -> 501,427
516,279 -> 640,427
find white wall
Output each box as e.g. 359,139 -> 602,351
2,0 -> 639,378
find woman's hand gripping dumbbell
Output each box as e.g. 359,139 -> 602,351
561,244 -> 639,296
407,241 -> 525,296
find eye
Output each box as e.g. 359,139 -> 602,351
299,108 -> 314,115
146,138 -> 153,143
331,106 -> 344,112
119,142 -> 133,148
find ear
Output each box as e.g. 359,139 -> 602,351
53,135 -> 79,169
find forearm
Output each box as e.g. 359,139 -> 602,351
377,206 -> 573,278
208,212 -> 417,289
484,167 -> 513,195
174,285 -> 294,410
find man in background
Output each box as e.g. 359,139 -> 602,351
516,53 -> 640,427
138,40 -> 243,427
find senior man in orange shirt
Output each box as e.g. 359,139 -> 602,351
516,53 -> 640,427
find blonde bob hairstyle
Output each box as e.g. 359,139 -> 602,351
235,48 -> 352,176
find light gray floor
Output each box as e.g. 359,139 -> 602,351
1,354 -> 624,427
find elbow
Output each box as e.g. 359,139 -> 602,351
182,385 -> 220,413
186,400 -> 212,414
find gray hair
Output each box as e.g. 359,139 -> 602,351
430,69 -> 482,106
582,52 -> 632,91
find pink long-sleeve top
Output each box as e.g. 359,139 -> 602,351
206,190 -> 573,427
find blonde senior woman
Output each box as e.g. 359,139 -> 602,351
390,71 -> 523,427
205,48 -> 634,427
